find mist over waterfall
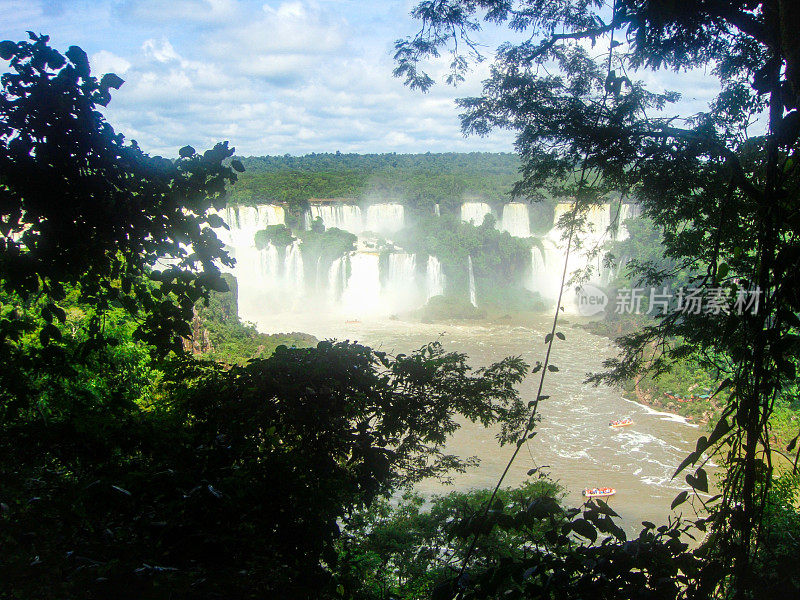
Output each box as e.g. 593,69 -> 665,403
365,203 -> 404,233
341,252 -> 381,316
500,202 -> 531,237
384,253 -> 418,311
328,257 -> 347,303
217,199 -> 639,321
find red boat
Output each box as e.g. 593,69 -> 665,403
609,418 -> 633,428
583,487 -> 616,498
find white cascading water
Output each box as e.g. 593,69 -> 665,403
383,253 -> 418,312
468,255 -> 477,307
461,202 -> 492,226
284,240 -> 304,296
217,205 -> 286,322
306,204 -> 364,233
341,252 -> 382,315
327,257 -> 346,304
426,255 -> 445,300
434,204 -> 440,217
261,243 -> 281,281
531,245 -> 546,276
217,200 -> 636,319
500,202 -> 531,237
527,202 -> 615,309
365,204 -> 404,233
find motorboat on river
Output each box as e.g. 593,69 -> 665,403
583,487 -> 616,498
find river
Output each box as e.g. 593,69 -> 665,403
250,311 -> 706,534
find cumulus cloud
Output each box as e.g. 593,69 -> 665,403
5,1 -> 687,156
91,50 -> 132,76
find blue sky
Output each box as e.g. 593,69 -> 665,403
0,0 -> 721,157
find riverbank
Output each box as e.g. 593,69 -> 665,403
576,317 -> 800,446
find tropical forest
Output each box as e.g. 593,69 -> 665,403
1,1 -> 799,600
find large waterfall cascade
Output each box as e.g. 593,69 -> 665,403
216,200 -> 640,319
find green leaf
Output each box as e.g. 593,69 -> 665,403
787,435 -> 798,453
100,73 -> 125,90
547,364 -> 558,372
65,45 -> 90,77
545,333 -> 553,343
179,145 -> 196,158
594,498 -> 620,518
686,468 -> 708,493
556,332 -> 565,340
231,159 -> 245,172
0,40 -> 16,60
673,451 -> 699,478
569,518 -> 597,542
671,490 -> 689,510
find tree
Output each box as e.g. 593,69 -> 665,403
397,1 -> 800,597
0,33 -> 239,355
0,33 -> 539,600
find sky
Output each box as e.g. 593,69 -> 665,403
0,0 -> 721,157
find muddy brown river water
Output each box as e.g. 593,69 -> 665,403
252,312 -> 709,534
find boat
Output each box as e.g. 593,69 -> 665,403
345,319 -> 361,325
583,487 -> 616,498
609,418 -> 633,428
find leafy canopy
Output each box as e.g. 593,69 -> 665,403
0,33 -> 240,353
397,1 -> 800,597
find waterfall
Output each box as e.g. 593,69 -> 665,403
315,256 -> 323,292
531,245 -> 546,274
383,253 -> 418,312
224,204 -> 285,235
536,202 -> 615,309
610,202 -> 638,241
500,202 -> 531,237
468,255 -> 477,307
284,240 -> 305,296
365,203 -> 404,233
213,198 -> 634,320
434,203 -> 440,217
306,204 -> 363,233
460,202 -> 492,226
426,255 -> 445,300
261,243 -> 281,280
341,252 -> 381,315
328,257 -> 345,303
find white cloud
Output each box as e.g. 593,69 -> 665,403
91,50 -> 132,75
142,38 -> 182,63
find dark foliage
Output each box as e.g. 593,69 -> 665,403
397,0 -> 800,597
0,33 -> 236,353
